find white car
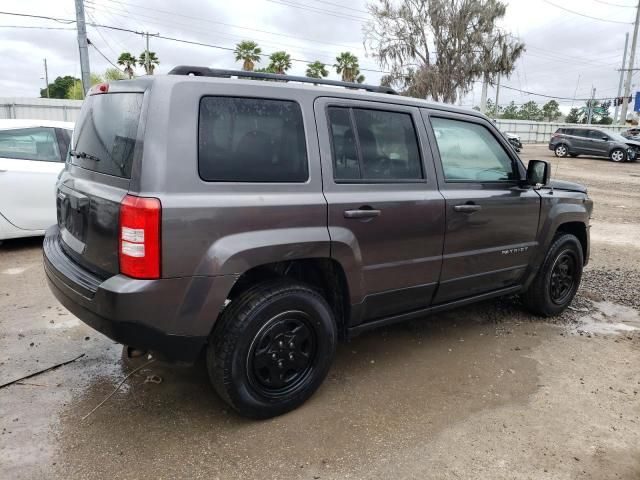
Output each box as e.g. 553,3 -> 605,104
0,119 -> 74,241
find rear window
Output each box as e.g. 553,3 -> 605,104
198,97 -> 308,182
71,93 -> 143,178
0,127 -> 61,162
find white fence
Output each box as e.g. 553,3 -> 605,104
495,119 -> 627,144
0,97 -> 83,122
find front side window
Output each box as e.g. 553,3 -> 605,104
198,97 -> 308,182
588,130 -> 605,140
431,117 -> 516,182
328,106 -> 423,181
0,127 -> 61,162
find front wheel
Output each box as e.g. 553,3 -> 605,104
522,234 -> 583,316
610,148 -> 626,162
207,280 -> 337,419
554,144 -> 569,157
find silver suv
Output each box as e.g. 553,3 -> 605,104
549,127 -> 639,162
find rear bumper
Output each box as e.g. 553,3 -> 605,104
43,226 -> 235,362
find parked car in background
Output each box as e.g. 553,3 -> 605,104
621,127 -> 640,140
0,119 -> 73,241
549,127 -> 639,162
504,132 -> 522,152
44,70 -> 592,419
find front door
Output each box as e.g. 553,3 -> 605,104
423,111 -> 541,304
0,127 -> 65,231
314,98 -> 445,325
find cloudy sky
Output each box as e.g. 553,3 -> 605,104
0,0 -> 635,113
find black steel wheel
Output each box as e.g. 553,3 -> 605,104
523,233 -> 583,316
247,310 -> 317,397
549,250 -> 577,305
207,280 -> 336,419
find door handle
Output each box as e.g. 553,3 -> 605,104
453,204 -> 482,213
344,208 -> 381,219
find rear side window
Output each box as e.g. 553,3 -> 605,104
198,97 -> 308,182
327,106 -> 423,181
72,93 -> 143,178
0,127 -> 61,162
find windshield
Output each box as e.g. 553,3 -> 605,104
71,93 -> 143,178
604,131 -> 630,142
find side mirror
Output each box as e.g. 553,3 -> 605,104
602,136 -> 609,141
526,160 -> 550,187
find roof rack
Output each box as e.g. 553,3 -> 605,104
167,66 -> 398,95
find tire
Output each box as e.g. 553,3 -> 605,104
522,233 -> 584,317
554,144 -> 569,157
207,280 -> 337,419
610,148 -> 626,162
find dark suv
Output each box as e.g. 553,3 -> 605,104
549,127 -> 639,162
44,68 -> 592,418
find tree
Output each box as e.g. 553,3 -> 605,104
518,101 -> 543,121
104,68 -> 127,81
501,101 -> 519,119
564,108 -> 580,124
65,73 -> 103,100
334,51 -> 362,83
364,0 -> 524,103
234,40 -> 262,71
474,98 -> 499,117
306,61 -> 329,79
138,51 -> 160,75
40,75 -> 78,99
268,51 -> 292,74
117,52 -> 137,79
541,100 -> 561,122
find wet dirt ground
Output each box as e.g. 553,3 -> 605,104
1,145 -> 639,479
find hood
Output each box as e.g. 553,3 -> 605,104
624,139 -> 640,147
547,179 -> 587,193
504,132 -> 519,139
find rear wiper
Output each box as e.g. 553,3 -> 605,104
69,149 -> 100,162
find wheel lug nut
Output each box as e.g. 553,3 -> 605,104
271,353 -> 277,360
278,341 -> 284,348
289,353 -> 294,360
288,342 -> 294,349
277,360 -> 284,369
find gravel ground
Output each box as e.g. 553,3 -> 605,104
0,144 -> 638,480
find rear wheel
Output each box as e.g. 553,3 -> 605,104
554,144 -> 569,157
207,280 -> 337,419
610,148 -> 626,162
523,233 -> 583,317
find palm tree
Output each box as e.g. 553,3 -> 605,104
138,51 -> 160,75
117,52 -> 137,79
334,51 -> 360,83
306,61 -> 328,79
268,51 -> 292,74
234,41 -> 262,71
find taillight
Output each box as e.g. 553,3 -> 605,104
119,195 -> 161,279
89,82 -> 109,95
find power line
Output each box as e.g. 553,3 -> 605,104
88,40 -> 127,73
0,11 -> 75,23
265,0 -> 369,22
542,0 -> 633,24
0,24 -> 75,30
308,0 -> 369,15
591,0 -> 636,7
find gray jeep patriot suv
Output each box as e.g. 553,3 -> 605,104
44,67 -> 592,418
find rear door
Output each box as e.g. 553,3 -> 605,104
0,127 -> 65,231
56,89 -> 145,277
315,97 -> 445,324
587,129 -> 609,155
423,110 -> 540,304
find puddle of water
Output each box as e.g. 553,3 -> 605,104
577,301 -> 640,335
2,267 -> 27,275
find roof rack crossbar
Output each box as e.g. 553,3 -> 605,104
167,66 -> 398,95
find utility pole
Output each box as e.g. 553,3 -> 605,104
142,32 -> 159,75
620,0 -> 640,125
74,0 -> 91,95
43,58 -> 50,98
587,87 -> 596,124
480,75 -> 489,114
494,73 -> 501,119
614,32 -> 630,123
